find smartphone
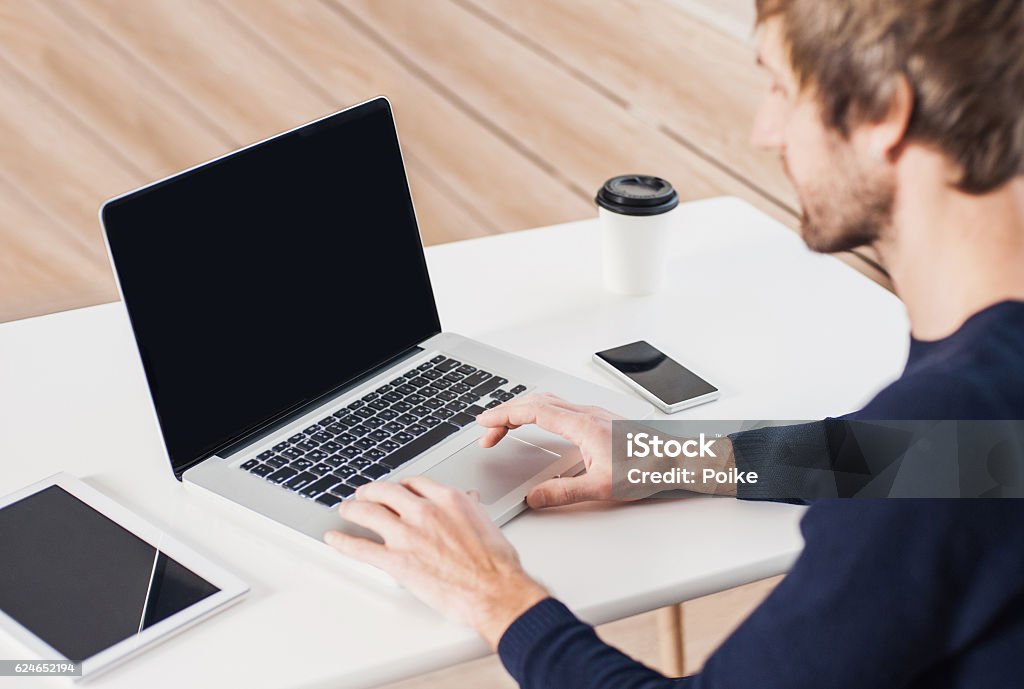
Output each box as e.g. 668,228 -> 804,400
593,340 -> 719,413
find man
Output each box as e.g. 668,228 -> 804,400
324,1 -> 1024,687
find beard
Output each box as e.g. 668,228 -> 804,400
784,140 -> 895,254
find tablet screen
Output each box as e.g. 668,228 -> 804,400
0,486 -> 220,662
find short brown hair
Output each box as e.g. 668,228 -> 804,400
757,0 -> 1024,193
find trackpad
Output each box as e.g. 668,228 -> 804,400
422,436 -> 561,505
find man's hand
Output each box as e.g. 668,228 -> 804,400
323,477 -> 548,649
476,392 -> 622,508
476,392 -> 738,506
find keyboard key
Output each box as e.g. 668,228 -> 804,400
302,425 -> 321,435
376,384 -> 393,394
412,405 -> 432,417
241,458 -> 260,470
456,364 -> 477,375
295,440 -> 319,453
397,413 -> 417,425
281,447 -> 303,461
332,409 -> 351,421
459,393 -> 481,405
348,400 -> 365,410
420,415 -> 441,428
406,393 -> 426,406
273,441 -> 290,453
256,450 -> 275,461
318,417 -> 336,427
363,417 -> 385,429
369,430 -> 391,442
437,390 -> 458,402
462,371 -> 492,388
465,404 -> 486,417
340,446 -> 361,458
349,424 -> 370,437
417,362 -> 433,371
354,437 -> 377,450
288,433 -> 306,444
330,484 -> 355,498
365,448 -> 387,461
424,398 -> 444,410
363,464 -> 389,479
395,384 -> 416,396
331,466 -> 357,480
392,401 -> 413,413
451,383 -> 471,394
379,409 -> 399,421
324,454 -> 345,468
432,378 -> 454,390
422,369 -> 442,380
407,424 -> 427,436
443,372 -> 465,383
267,466 -> 298,484
378,440 -> 400,454
347,458 -> 373,470
435,408 -> 455,420
291,458 -> 314,471
320,440 -> 343,455
392,432 -> 414,444
310,463 -> 333,476
409,376 -> 432,388
383,422 -> 404,434
316,493 -> 343,507
449,412 -> 475,427
510,384 -> 528,395
362,392 -> 380,402
250,463 -> 274,477
445,400 -> 469,412
347,474 -> 372,487
496,391 -> 515,402
492,377 -> 509,387
434,358 -> 461,372
334,432 -> 357,445
300,476 -> 340,498
485,399 -> 502,409
383,391 -> 403,404
265,455 -> 288,469
369,399 -> 390,411
380,422 -> 461,469
307,449 -> 329,462
284,471 -> 316,490
355,407 -> 375,419
430,355 -> 446,364
323,422 -> 348,435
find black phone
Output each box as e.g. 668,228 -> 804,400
593,340 -> 719,413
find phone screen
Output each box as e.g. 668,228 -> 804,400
595,341 -> 717,405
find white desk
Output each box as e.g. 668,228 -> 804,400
0,197 -> 909,688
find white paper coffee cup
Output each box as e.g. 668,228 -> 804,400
596,175 -> 679,295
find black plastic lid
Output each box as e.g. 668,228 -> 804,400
595,175 -> 679,216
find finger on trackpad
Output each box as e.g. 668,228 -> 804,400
422,435 -> 561,505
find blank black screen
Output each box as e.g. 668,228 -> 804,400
596,341 -> 717,404
103,99 -> 441,473
0,486 -> 219,662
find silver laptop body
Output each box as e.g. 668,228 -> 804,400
101,97 -> 650,542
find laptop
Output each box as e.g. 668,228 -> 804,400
100,97 -> 651,542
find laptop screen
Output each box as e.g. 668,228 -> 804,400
103,98 -> 441,475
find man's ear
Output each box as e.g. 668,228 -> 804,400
861,75 -> 914,163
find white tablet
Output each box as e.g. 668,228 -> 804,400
0,473 -> 248,681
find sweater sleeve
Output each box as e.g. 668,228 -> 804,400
498,501 -> 1023,689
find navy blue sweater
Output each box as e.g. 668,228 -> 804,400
498,301 -> 1024,689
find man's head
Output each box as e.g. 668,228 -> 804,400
751,0 -> 1024,254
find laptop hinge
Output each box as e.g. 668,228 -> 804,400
174,344 -> 425,480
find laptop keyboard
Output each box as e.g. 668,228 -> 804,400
237,355 -> 527,508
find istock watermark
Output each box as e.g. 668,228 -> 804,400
610,419 -> 1024,501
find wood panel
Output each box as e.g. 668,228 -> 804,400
466,0 -> 796,212
341,0 -> 800,229
0,1 -> 230,181
215,0 -> 593,235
